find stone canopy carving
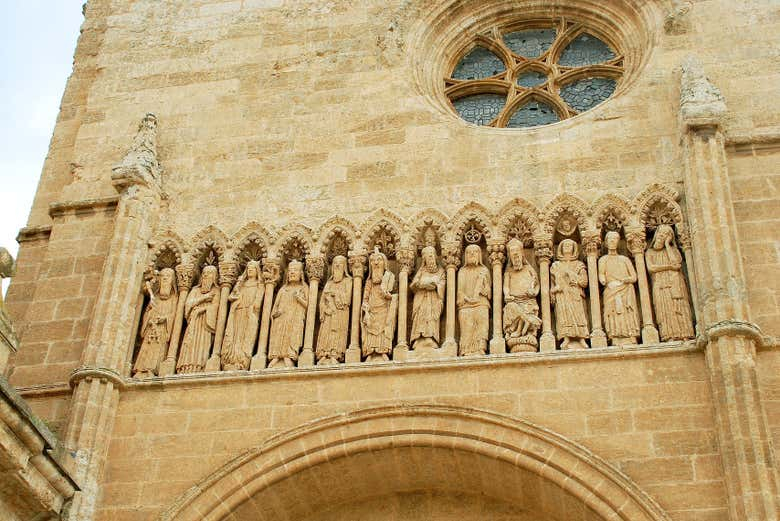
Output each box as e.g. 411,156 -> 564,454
131,184 -> 697,377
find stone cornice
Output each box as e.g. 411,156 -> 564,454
16,224 -> 52,243
68,366 -> 126,391
48,195 -> 119,219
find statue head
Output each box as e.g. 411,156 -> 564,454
605,231 -> 621,252
287,260 -> 304,284
652,225 -> 676,250
421,246 -> 437,270
507,238 -> 526,269
159,268 -> 175,297
369,247 -> 387,283
200,265 -> 218,291
245,260 -> 261,280
464,244 -> 482,266
557,239 -> 579,261
141,113 -> 158,131
0,248 -> 14,279
331,255 -> 349,282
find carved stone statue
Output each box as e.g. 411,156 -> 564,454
457,244 -> 491,356
599,231 -> 640,345
316,256 -> 353,365
409,246 -> 446,351
0,247 -> 15,314
646,225 -> 694,341
177,265 -> 220,374
503,238 -> 541,352
268,260 -> 308,368
112,113 -> 162,188
221,261 -> 264,371
550,239 -> 589,350
133,268 -> 178,378
361,248 -> 398,362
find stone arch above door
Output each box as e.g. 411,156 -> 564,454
159,405 -> 671,521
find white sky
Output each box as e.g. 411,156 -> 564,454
0,1 -> 84,295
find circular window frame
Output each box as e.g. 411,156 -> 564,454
408,0 -> 659,132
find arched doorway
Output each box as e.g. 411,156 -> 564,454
160,405 -> 670,521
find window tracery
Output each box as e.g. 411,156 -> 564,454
445,20 -> 624,128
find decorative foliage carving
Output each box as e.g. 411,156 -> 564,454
542,194 -> 587,236
317,217 -> 358,258
634,184 -> 683,229
276,223 -> 314,262
591,194 -> 632,233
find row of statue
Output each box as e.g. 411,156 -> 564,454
132,224 -> 695,378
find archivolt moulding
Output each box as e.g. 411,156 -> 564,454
160,405 -> 672,521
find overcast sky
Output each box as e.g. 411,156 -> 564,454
0,1 -> 83,294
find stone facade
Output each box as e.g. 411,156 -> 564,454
3,0 -> 780,520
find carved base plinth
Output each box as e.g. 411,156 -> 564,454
403,343 -> 457,363
539,332 -> 556,353
641,325 -> 660,345
393,344 -> 409,362
249,355 -> 267,371
204,356 -> 221,373
590,329 -> 608,349
507,335 -> 538,354
158,358 -> 176,377
440,339 -> 458,358
489,337 -> 506,355
298,349 -> 315,367
345,346 -> 362,364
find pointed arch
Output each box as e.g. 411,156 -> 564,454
316,216 -> 359,257
633,184 -> 684,229
411,208 -> 450,250
450,202 -> 495,243
496,198 -> 542,244
273,223 -> 314,262
359,209 -> 407,257
590,193 -> 634,233
159,405 -> 673,521
541,194 -> 589,237
189,225 -> 230,266
147,229 -> 186,271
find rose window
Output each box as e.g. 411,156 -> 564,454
446,21 -> 623,128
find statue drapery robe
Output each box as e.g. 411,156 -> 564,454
503,265 -> 540,336
316,276 -> 353,362
550,259 -> 589,340
133,292 -> 178,375
361,271 -> 397,357
598,254 -> 640,340
410,266 -> 446,346
457,263 -> 491,355
177,285 -> 220,373
646,244 -> 694,341
221,278 -> 264,370
268,282 -> 308,362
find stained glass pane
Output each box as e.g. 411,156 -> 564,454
506,100 -> 560,128
503,29 -> 557,58
517,70 -> 547,88
453,94 -> 506,126
451,47 -> 505,80
560,77 -> 617,112
558,33 -> 615,67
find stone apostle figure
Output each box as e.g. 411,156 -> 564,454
409,246 -> 446,351
550,239 -> 589,350
268,260 -> 308,368
177,265 -> 220,374
503,238 -> 542,352
316,256 -> 353,365
133,268 -> 178,378
598,231 -> 640,345
457,244 -> 491,356
646,225 -> 694,341
361,248 -> 397,362
221,261 -> 264,371
0,247 -> 15,314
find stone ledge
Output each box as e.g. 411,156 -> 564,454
15,224 -> 52,244
48,195 -> 119,218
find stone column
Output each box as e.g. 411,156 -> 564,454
159,263 -> 194,376
393,247 -> 415,360
345,253 -> 366,364
535,240 -> 556,352
63,113 -> 164,521
626,228 -> 660,344
677,225 -> 701,334
300,255 -> 325,367
440,242 -> 460,356
487,240 -> 506,354
582,233 -> 607,348
250,258 -> 280,371
205,261 -> 238,372
680,56 -> 779,521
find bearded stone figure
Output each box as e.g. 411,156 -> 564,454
550,239 -> 589,350
646,225 -> 694,341
316,256 -> 353,365
409,246 -> 446,351
361,248 -> 397,362
503,238 -> 542,352
457,244 -> 491,356
133,268 -> 178,378
221,261 -> 264,371
599,231 -> 640,345
177,265 -> 220,374
268,260 -> 308,368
